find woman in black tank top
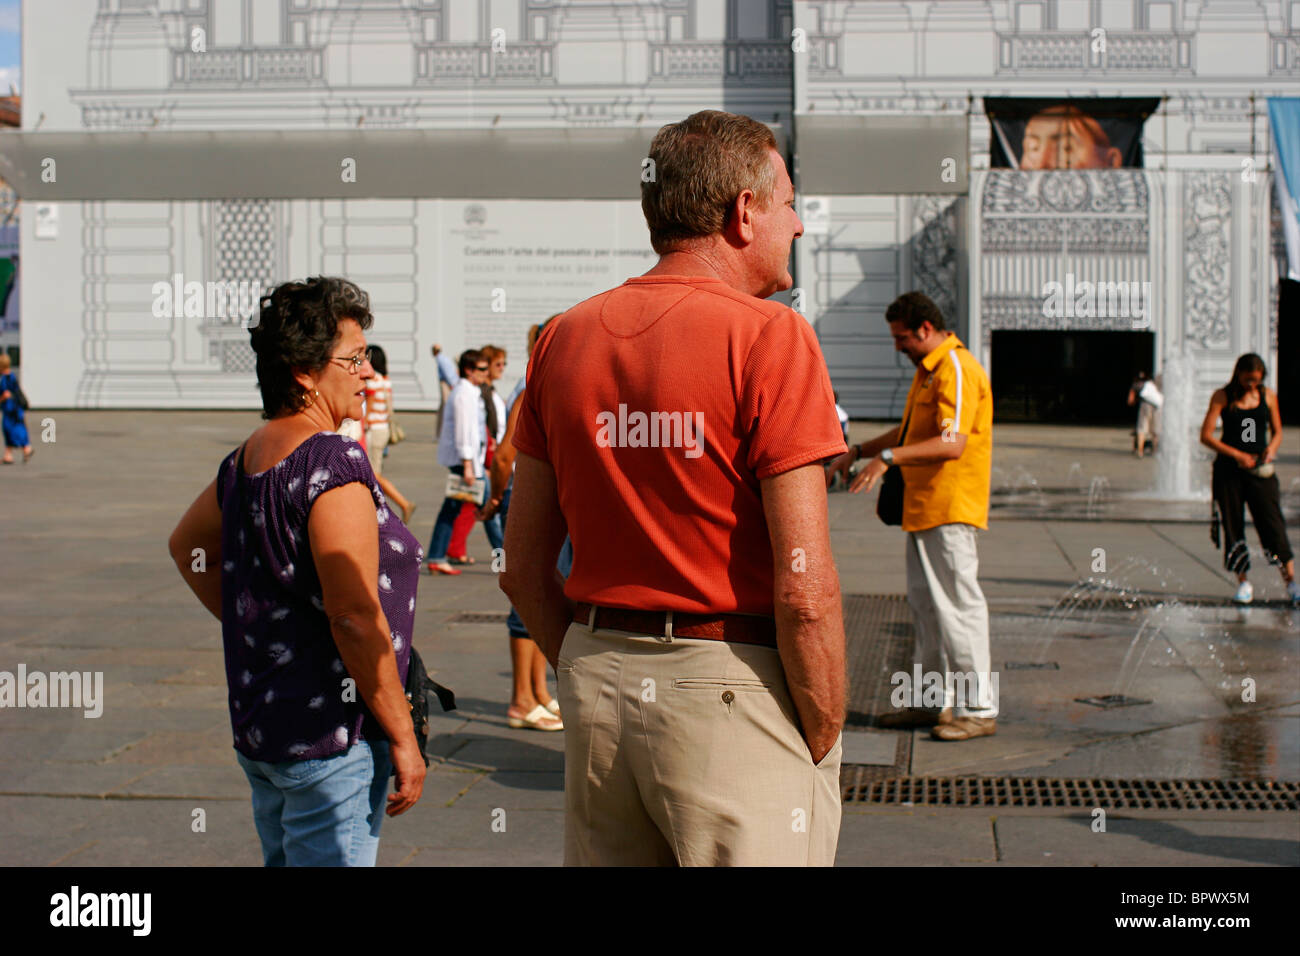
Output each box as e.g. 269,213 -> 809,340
1198,353 -> 1296,605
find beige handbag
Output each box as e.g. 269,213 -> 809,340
388,417 -> 406,445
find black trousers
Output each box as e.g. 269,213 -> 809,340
1211,458 -> 1294,574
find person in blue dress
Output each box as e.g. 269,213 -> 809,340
0,353 -> 32,464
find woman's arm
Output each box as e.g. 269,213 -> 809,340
168,479 -> 225,621
309,482 -> 425,815
1264,386 -> 1283,463
1200,389 -> 1252,465
486,396 -> 524,510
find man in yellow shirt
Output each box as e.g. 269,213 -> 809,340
828,292 -> 997,740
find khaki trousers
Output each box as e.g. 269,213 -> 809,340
556,621 -> 842,867
904,523 -> 998,718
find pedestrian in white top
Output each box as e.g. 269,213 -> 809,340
363,345 -> 393,474
427,349 -> 489,575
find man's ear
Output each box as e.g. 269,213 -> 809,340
729,188 -> 757,244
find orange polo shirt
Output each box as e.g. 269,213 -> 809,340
898,334 -> 993,532
511,275 -> 846,615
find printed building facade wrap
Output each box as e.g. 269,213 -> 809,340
16,0 -> 1296,413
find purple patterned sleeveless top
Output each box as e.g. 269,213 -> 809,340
215,432 -> 424,763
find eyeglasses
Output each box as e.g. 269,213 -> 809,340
331,348 -> 372,372
475,365 -> 489,372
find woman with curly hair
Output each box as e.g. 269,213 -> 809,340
169,276 -> 427,865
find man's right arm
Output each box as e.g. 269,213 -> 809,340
761,463 -> 846,763
826,425 -> 901,487
855,425 -> 902,461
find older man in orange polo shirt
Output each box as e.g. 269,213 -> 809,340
829,291 -> 997,741
500,110 -> 847,866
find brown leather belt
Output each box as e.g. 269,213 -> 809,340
573,602 -> 777,648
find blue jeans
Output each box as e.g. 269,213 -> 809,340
482,512 -> 504,552
428,464 -> 476,562
499,482 -> 573,638
236,739 -> 392,867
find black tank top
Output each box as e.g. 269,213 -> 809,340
1219,391 -> 1269,460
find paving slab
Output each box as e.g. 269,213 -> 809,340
834,811 -> 997,866
993,815 -> 1300,866
841,730 -> 897,766
451,771 -> 567,810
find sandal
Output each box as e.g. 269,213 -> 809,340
506,705 -> 563,732
544,698 -> 561,718
427,561 -> 462,576
447,555 -> 475,565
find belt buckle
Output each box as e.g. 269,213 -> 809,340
658,610 -> 673,643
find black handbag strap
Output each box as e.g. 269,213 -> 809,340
897,379 -> 917,445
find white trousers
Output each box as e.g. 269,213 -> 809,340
904,523 -> 998,718
366,424 -> 389,476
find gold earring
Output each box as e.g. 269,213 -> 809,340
302,388 -> 319,410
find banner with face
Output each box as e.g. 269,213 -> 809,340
984,97 -> 1159,170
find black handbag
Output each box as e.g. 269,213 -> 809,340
404,646 -> 456,767
876,401 -> 914,527
876,465 -> 905,526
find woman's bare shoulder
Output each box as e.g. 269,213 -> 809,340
242,420 -> 325,474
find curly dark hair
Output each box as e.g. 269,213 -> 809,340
249,277 -> 373,419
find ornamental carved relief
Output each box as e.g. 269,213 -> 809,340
910,195 -> 958,327
1182,172 -> 1233,347
981,170 -> 1148,215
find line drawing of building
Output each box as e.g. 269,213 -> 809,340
15,0 -> 1298,415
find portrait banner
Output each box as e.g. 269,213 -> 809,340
984,97 -> 1159,170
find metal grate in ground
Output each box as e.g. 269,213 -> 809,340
841,776 -> 1300,811
843,594 -> 914,730
447,610 -> 512,624
839,594 -> 916,779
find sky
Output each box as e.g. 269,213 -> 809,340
0,0 -> 19,94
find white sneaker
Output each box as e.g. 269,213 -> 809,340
1232,581 -> 1253,605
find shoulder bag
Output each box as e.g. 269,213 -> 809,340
404,646 -> 456,767
876,397 -> 915,526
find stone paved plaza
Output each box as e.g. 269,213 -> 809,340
1,411 -> 1297,866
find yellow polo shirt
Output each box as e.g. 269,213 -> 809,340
898,334 -> 993,532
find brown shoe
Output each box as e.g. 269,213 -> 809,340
930,716 -> 996,741
876,707 -> 953,729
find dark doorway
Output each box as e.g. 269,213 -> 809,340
992,330 -> 1155,424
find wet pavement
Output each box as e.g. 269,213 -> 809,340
0,413 -> 1296,866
